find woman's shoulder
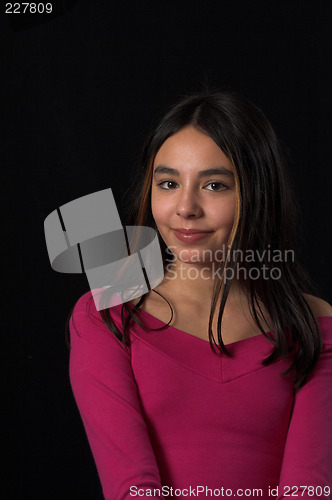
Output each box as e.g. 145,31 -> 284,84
71,289 -> 104,324
303,294 -> 332,318
303,294 -> 332,346
70,289 -> 125,345
72,289 -> 123,317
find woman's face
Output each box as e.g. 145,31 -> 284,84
151,126 -> 237,265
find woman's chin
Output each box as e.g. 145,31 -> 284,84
169,250 -> 214,266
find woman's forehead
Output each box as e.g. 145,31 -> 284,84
153,126 -> 234,174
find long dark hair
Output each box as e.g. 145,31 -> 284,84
71,90 -> 322,392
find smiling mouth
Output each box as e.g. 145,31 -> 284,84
172,228 -> 213,243
172,228 -> 213,234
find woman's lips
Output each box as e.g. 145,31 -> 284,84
172,229 -> 213,243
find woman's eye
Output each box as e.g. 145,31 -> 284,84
158,181 -> 178,190
205,182 -> 227,192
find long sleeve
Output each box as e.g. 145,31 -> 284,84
278,317 -> 332,499
69,292 -> 163,500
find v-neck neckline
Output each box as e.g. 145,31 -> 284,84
136,307 -> 272,347
128,311 -> 331,384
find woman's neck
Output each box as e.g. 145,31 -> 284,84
159,257 -> 243,304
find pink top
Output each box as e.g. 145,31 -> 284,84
69,291 -> 332,500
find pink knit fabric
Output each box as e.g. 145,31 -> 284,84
69,291 -> 332,499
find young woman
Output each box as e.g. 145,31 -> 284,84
69,91 -> 332,500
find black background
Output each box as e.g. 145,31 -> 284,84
2,1 -> 331,498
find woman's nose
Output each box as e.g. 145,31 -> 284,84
175,189 -> 203,219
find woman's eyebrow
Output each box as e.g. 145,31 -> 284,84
198,167 -> 234,178
153,165 -> 234,177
